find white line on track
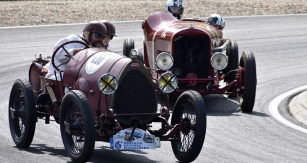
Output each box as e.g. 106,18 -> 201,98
269,85 -> 307,133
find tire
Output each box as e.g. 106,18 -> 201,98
8,79 -> 36,148
225,41 -> 239,84
224,41 -> 239,97
123,38 -> 135,57
171,90 -> 206,163
60,90 -> 95,163
239,51 -> 257,113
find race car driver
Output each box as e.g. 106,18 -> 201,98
165,0 -> 184,20
45,21 -> 108,80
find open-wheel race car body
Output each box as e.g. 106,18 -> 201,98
8,39 -> 206,162
124,12 -> 257,112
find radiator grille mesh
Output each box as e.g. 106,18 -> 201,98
113,70 -> 156,125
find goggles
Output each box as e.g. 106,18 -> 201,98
106,34 -> 114,40
93,33 -> 106,39
169,6 -> 183,15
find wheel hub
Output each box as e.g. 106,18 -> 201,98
70,118 -> 84,135
64,121 -> 71,134
10,107 -> 16,119
10,106 -> 26,120
181,118 -> 191,134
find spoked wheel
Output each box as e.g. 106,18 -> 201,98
60,90 -> 95,163
8,79 -> 36,148
239,51 -> 257,112
123,38 -> 134,57
171,90 -> 206,163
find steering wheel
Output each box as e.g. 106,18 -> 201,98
52,40 -> 90,72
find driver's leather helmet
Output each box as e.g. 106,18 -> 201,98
101,20 -> 116,38
165,0 -> 184,20
83,21 -> 107,45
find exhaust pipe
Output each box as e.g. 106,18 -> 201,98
45,84 -> 57,104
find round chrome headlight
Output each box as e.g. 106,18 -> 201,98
158,72 -> 178,93
210,52 -> 228,70
156,52 -> 174,70
98,73 -> 118,95
129,49 -> 138,58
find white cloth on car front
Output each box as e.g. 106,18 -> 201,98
46,34 -> 86,80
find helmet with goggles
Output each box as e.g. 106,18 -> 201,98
165,0 -> 184,20
83,21 -> 107,44
207,14 -> 225,31
101,20 -> 116,40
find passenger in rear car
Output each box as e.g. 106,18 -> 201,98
165,0 -> 184,20
207,14 -> 225,31
207,14 -> 231,45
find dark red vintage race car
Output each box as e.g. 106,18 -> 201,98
8,39 -> 206,162
124,12 -> 257,112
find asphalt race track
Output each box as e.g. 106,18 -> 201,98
0,14 -> 307,162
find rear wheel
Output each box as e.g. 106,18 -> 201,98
60,90 -> 95,163
8,79 -> 36,148
239,51 -> 257,112
123,38 -> 135,57
171,90 -> 206,163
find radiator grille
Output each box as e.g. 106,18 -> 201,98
173,35 -> 210,78
113,70 -> 156,125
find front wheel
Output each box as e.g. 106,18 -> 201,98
225,40 -> 239,84
8,79 -> 36,148
239,51 -> 257,112
171,90 -> 206,163
225,41 -> 239,97
60,90 -> 95,163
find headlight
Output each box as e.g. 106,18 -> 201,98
129,49 -> 138,58
210,52 -> 228,70
98,73 -> 118,95
158,72 -> 178,93
156,52 -> 174,70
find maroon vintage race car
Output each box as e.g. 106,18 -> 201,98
8,39 -> 206,162
124,12 -> 257,112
